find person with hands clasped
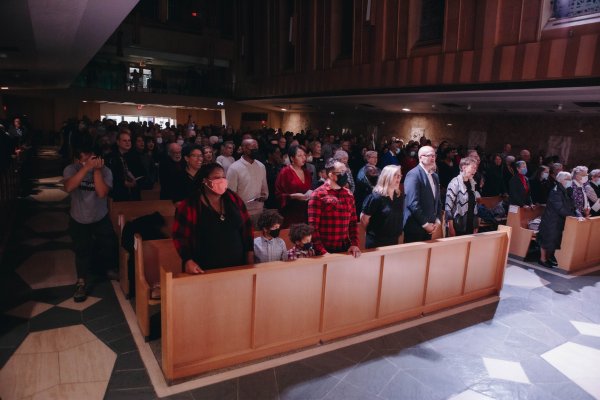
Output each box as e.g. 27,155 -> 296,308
308,159 -> 361,258
63,138 -> 118,303
173,163 -> 254,274
402,146 -> 443,243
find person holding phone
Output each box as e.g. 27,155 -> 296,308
63,137 -> 118,302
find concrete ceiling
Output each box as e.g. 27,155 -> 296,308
0,0 -> 139,89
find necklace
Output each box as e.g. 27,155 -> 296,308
202,192 -> 225,221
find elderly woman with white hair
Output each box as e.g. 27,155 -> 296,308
537,171 -> 578,268
585,169 -> 600,217
445,157 -> 480,236
571,166 -> 591,217
333,149 -> 355,193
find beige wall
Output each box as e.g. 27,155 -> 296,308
278,111 -> 600,169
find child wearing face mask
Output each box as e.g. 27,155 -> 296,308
287,223 -> 316,260
254,210 -> 288,263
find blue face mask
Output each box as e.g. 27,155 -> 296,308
520,168 -> 528,175
564,180 -> 572,188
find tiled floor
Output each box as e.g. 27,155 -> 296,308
1,153 -> 600,399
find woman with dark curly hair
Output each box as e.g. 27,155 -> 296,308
172,162 -> 254,273
275,145 -> 313,227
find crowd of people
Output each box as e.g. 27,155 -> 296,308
58,116 -> 599,301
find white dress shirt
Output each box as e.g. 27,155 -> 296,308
226,157 -> 269,216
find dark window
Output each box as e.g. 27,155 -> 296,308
552,0 -> 600,18
418,0 -> 445,45
139,0 -> 160,21
340,0 -> 354,59
283,0 -> 295,70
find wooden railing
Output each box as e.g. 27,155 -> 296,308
160,226 -> 511,381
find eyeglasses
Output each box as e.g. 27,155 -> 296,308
421,154 -> 436,158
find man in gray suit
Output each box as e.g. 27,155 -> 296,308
403,146 -> 442,243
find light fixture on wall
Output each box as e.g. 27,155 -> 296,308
466,104 -> 472,111
402,107 -> 411,112
556,103 -> 563,111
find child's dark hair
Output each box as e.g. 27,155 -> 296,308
256,209 -> 284,230
289,223 -> 314,243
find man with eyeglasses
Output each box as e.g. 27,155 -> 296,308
308,159 -> 361,257
403,145 -> 442,243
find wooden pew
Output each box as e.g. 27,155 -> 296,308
506,205 -> 545,258
477,196 -> 505,230
134,235 -> 181,340
108,199 -> 177,296
555,216 -> 600,272
161,226 -> 511,381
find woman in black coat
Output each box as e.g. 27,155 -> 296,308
537,171 -> 577,268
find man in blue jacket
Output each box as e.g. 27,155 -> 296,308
403,146 -> 442,243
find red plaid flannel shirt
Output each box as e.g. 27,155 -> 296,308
308,182 -> 358,255
172,190 -> 253,265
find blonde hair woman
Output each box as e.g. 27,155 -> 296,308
360,165 -> 404,248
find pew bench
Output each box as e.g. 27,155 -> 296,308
160,226 -> 511,381
108,199 -> 177,297
505,205 -> 545,258
477,196 -> 506,230
555,216 -> 600,272
134,235 -> 181,340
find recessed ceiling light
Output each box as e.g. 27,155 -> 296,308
82,100 -> 87,103
281,108 -> 287,111
0,87 -> 8,90
446,123 -> 453,126
402,108 -> 411,112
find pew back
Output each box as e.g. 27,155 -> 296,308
555,216 -> 600,272
111,200 -> 177,296
506,205 -> 545,258
161,226 -> 511,380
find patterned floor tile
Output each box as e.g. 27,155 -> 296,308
483,357 -> 530,384
57,296 -> 102,311
5,300 -> 54,319
16,249 -> 76,289
541,341 -> 600,399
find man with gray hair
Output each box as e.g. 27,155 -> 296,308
585,169 -> 600,217
159,142 -> 184,200
508,160 -> 533,207
403,146 -> 442,243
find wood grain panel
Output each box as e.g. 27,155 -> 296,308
585,217 -> 600,264
171,274 -> 254,365
379,248 -> 428,316
547,38 -> 568,78
464,235 -> 503,293
425,240 -> 469,304
522,42 -> 540,79
458,0 -> 477,51
478,48 -> 495,82
253,263 -> 323,347
459,51 -> 474,83
322,255 -> 380,330
575,34 -> 598,76
426,55 -> 439,85
497,0 -> 522,46
442,53 -> 456,84
562,36 -> 582,77
445,0 -> 461,52
499,45 -> 516,80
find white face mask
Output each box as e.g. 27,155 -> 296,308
594,178 -> 600,185
156,137 -> 163,144
541,172 -> 549,180
563,180 -> 572,188
176,139 -> 184,146
581,176 -> 589,184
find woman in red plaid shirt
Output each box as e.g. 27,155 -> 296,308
308,159 -> 361,257
172,163 -> 254,274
